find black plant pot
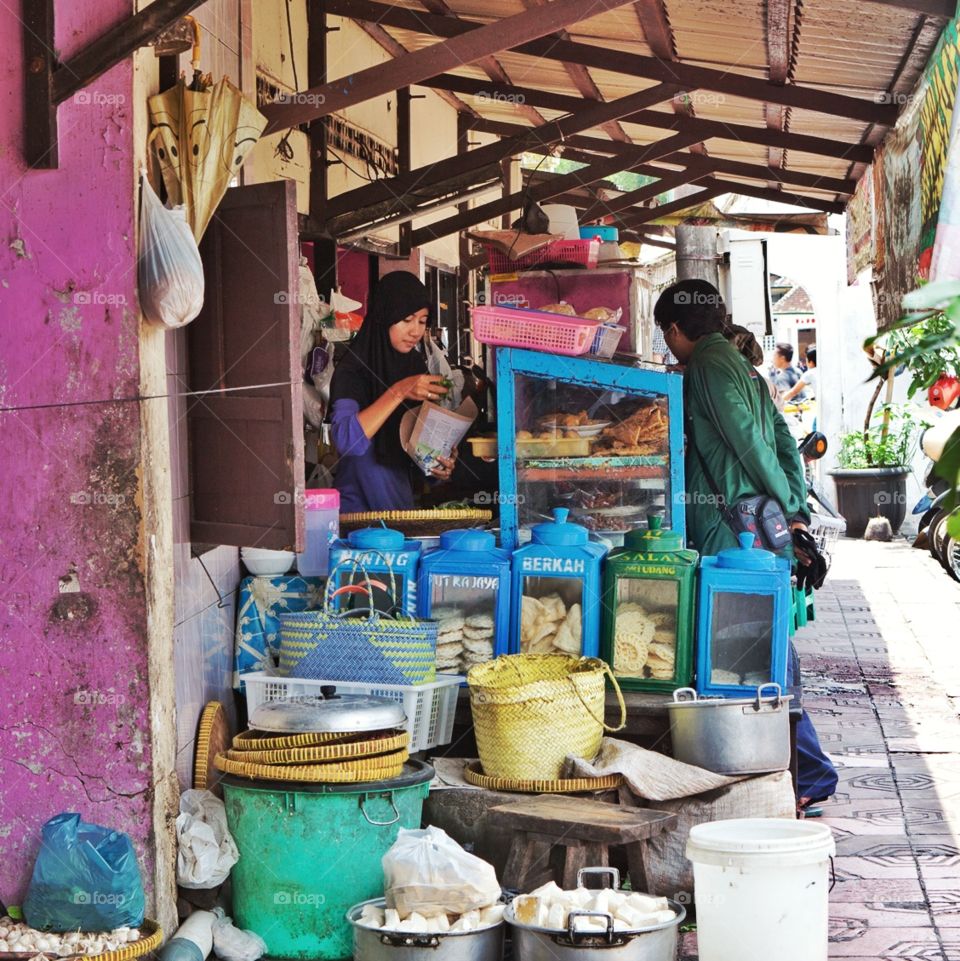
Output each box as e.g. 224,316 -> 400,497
828,467 -> 910,538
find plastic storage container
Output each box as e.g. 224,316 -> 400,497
417,529 -> 511,676
687,818 -> 835,961
296,488 -> 339,576
695,533 -> 791,696
222,761 -> 433,960
470,305 -> 601,356
579,224 -> 619,242
510,508 -> 607,657
242,672 -> 462,752
328,526 -> 422,614
601,514 -> 698,691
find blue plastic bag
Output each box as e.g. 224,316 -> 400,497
23,813 -> 145,932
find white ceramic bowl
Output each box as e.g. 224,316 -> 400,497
241,548 -> 296,576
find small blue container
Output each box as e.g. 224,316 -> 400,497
579,224 -> 619,242
695,533 -> 791,697
328,527 -> 422,615
418,529 -> 511,675
510,508 -> 607,657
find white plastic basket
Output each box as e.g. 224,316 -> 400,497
242,671 -> 462,753
809,512 -> 845,555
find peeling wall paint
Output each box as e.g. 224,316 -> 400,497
0,0 -> 155,909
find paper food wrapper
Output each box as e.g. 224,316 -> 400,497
400,398 -> 478,476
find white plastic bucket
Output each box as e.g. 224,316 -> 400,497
686,818 -> 835,961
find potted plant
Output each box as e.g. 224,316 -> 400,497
830,403 -> 921,537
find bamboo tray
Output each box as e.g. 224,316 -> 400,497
224,731 -> 409,764
0,920 -> 162,961
232,727 -> 406,751
464,760 -> 624,794
339,508 -> 492,536
214,749 -> 409,783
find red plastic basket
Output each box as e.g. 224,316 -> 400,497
486,239 -> 600,274
470,305 -> 601,356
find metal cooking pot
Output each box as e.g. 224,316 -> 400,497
667,684 -> 792,775
347,899 -> 504,961
505,869 -> 684,961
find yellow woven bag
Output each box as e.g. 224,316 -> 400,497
467,653 -> 626,781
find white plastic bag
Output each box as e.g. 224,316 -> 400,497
423,336 -> 464,410
211,910 -> 266,961
175,789 -> 240,889
383,826 -> 501,918
138,172 -> 205,328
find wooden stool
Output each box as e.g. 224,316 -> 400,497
489,794 -> 677,893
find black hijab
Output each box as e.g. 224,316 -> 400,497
329,271 -> 431,467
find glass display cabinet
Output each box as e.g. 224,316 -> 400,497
493,348 -> 686,551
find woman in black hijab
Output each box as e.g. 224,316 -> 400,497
328,271 -> 454,512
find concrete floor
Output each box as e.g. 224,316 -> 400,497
681,536 -> 960,960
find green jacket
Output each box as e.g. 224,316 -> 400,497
684,333 -> 810,556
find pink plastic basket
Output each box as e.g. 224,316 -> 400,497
470,305 -> 601,356
486,239 -> 600,274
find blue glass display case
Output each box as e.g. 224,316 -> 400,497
494,348 -> 686,551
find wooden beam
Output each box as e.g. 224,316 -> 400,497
620,186 -> 726,225
23,0 -> 57,168
321,83 -> 679,221
408,129 -> 705,245
436,77 -> 875,162
325,0 -> 899,124
261,0 -> 639,132
580,166 -> 711,221
766,0 -> 791,85
858,0 -> 954,14
698,177 -> 846,213
308,0 -> 328,225
631,233 -> 677,250
51,0 -> 206,104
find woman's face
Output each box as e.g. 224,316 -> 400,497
389,308 -> 429,353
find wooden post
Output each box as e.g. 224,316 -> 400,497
397,87 -> 412,257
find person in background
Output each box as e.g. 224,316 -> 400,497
771,342 -> 806,401
783,345 -> 817,404
328,271 -> 456,512
654,279 -> 837,814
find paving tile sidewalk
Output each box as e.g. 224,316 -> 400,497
681,538 -> 960,960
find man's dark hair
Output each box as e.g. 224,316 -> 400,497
775,342 -> 793,362
806,345 -> 817,365
653,280 -> 727,339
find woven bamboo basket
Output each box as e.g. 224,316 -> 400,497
232,727 -> 406,751
339,508 -> 493,537
463,760 -> 624,794
213,749 -> 408,783
467,654 -> 626,781
223,731 -> 409,765
0,920 -> 163,961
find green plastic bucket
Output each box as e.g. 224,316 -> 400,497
222,760 -> 433,960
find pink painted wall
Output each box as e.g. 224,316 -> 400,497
0,0 -> 154,907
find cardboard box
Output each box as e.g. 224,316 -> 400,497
400,398 -> 478,475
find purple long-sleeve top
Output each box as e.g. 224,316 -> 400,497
330,398 -> 415,513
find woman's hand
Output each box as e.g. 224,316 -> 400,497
394,374 -> 449,404
430,450 -> 457,481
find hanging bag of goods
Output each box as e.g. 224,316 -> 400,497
278,554 -> 438,685
467,653 -> 626,781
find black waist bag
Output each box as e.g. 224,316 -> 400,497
724,495 -> 792,553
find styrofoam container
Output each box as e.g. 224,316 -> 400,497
542,204 -> 580,240
687,818 -> 835,961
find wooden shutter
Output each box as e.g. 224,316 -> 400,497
187,179 -> 305,551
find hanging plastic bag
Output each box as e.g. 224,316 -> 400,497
423,336 -> 464,410
176,789 -> 240,890
138,171 -> 205,328
298,258 -> 331,367
383,826 -> 501,918
22,813 -> 145,932
211,909 -> 267,961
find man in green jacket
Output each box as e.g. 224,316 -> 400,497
654,280 -> 810,555
654,279 -> 836,811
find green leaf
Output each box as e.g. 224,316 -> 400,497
934,427 -> 960,489
903,282 -> 960,309
948,512 -> 960,539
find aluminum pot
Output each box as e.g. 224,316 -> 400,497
667,684 -> 792,775
505,869 -> 684,961
347,899 -> 504,961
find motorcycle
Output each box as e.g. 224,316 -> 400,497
798,430 -> 846,557
911,385 -> 960,582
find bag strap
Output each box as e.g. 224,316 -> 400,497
568,661 -> 627,733
324,548 -> 400,618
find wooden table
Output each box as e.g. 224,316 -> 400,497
489,794 -> 677,893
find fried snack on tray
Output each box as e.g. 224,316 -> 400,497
613,602 -> 677,679
520,594 -> 583,655
538,303 -> 578,316
595,405 -> 669,455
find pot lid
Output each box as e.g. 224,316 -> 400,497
348,527 -> 406,550
667,685 -> 791,711
249,691 -> 406,733
439,528 -> 496,552
623,514 -> 684,553
716,532 -> 777,571
532,507 -> 588,546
